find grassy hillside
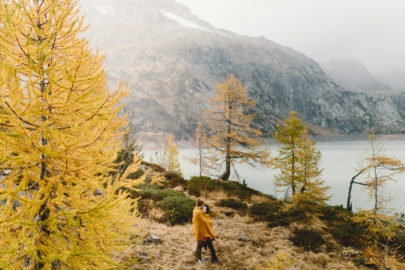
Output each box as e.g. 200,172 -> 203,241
120,167 -> 405,270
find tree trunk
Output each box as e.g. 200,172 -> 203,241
220,152 -> 231,180
291,135 -> 296,195
347,168 -> 369,210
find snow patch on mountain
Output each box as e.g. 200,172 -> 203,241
160,9 -> 212,32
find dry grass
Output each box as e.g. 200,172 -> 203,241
122,213 -> 362,270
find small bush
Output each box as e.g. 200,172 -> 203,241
249,201 -> 307,227
138,184 -> 196,225
187,176 -> 218,196
249,201 -> 282,221
188,176 -> 259,200
158,196 -> 195,225
217,198 -> 247,211
165,172 -> 187,188
319,205 -> 352,223
139,184 -> 181,201
329,220 -> 365,248
290,227 -> 325,252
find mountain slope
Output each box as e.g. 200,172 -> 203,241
80,0 -> 405,138
320,58 -> 392,92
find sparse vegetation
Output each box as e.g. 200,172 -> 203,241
217,198 -> 248,212
188,176 -> 260,200
290,226 -> 325,252
138,184 -> 195,225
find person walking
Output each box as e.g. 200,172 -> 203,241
192,199 -> 219,263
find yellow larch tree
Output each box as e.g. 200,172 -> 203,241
0,0 -> 143,269
165,134 -> 182,176
349,131 -> 405,269
347,130 -> 405,211
292,128 -> 330,207
204,74 -> 270,180
189,122 -> 216,176
272,111 -> 305,195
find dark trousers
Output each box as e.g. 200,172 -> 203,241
196,239 -> 218,261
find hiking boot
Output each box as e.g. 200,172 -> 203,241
211,257 -> 219,263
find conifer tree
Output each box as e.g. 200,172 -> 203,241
292,128 -> 330,206
273,111 -> 305,195
189,122 -> 215,176
165,134 -> 182,176
0,0 -> 142,268
349,131 -> 405,269
347,130 -> 405,211
204,74 -> 270,180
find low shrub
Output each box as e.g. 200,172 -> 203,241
187,176 -> 217,197
249,201 -> 282,221
138,184 -> 196,225
290,227 -> 325,252
188,176 -> 259,200
158,196 -> 195,225
139,184 -> 181,201
328,220 -> 365,248
164,172 -> 187,188
319,205 -> 352,223
318,205 -> 367,248
217,198 -> 248,211
249,201 -> 307,227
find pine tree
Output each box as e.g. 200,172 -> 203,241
189,122 -> 216,176
347,130 -> 405,211
292,128 -> 330,207
273,111 -> 305,195
204,74 -> 270,180
165,134 -> 182,176
349,131 -> 405,269
0,1 -> 142,268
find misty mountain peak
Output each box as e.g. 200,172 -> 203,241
81,0 -> 214,30
320,58 -> 392,92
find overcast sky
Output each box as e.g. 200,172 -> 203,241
177,0 -> 405,76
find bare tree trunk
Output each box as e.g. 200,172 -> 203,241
291,134 -> 296,195
198,139 -> 202,176
371,138 -> 379,215
221,122 -> 231,180
347,169 -> 365,210
221,146 -> 231,180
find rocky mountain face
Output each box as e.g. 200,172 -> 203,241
320,58 -> 392,92
80,0 -> 405,138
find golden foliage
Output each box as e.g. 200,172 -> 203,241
204,74 -> 270,180
0,0 -> 142,268
189,122 -> 219,176
273,111 -> 305,195
165,134 -> 182,176
273,112 -> 329,207
151,134 -> 182,176
290,129 -> 330,207
355,130 -> 405,212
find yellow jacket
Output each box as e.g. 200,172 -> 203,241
192,206 -> 215,241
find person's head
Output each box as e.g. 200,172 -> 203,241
196,198 -> 204,207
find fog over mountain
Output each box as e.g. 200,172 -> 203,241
320,58 -> 392,92
80,0 -> 405,138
